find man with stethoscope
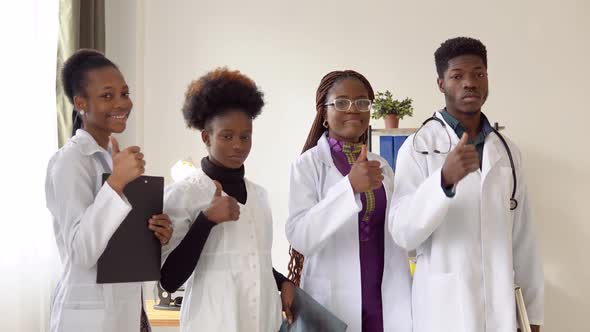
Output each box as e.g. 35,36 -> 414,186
390,37 -> 544,332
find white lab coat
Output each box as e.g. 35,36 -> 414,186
390,112 -> 544,332
45,129 -> 145,332
162,169 -> 282,332
286,133 -> 413,332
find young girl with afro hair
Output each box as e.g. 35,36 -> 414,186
160,68 -> 295,331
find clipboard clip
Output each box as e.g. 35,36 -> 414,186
153,282 -> 182,311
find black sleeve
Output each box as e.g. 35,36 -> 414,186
272,268 -> 291,291
160,212 -> 217,293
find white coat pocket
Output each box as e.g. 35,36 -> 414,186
59,308 -> 105,331
182,272 -> 239,331
61,283 -> 105,309
428,273 -> 465,332
59,284 -> 106,332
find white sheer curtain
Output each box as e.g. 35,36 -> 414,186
0,0 -> 61,331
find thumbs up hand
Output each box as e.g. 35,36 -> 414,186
441,133 -> 480,187
107,136 -> 145,195
348,145 -> 384,194
203,180 -> 240,223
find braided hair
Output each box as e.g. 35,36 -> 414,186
287,70 -> 374,286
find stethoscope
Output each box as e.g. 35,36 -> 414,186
413,112 -> 518,210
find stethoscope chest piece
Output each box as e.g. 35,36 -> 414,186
510,198 -> 518,210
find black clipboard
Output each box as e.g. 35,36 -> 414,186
97,174 -> 164,283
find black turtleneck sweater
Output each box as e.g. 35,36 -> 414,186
159,157 -> 290,293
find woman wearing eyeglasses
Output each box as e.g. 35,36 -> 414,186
285,70 -> 412,332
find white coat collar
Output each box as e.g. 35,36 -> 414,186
434,111 -> 460,146
71,129 -> 112,156
481,132 -> 505,180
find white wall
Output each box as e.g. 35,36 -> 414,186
105,0 -> 145,149
107,1 -> 590,330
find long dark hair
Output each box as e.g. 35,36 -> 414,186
61,49 -> 118,136
287,70 -> 375,286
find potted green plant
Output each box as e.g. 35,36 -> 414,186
371,90 -> 414,129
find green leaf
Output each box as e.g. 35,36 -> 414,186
371,90 -> 414,120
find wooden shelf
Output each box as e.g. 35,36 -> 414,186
144,299 -> 180,327
370,128 -> 417,136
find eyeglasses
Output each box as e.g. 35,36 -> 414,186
324,98 -> 372,112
